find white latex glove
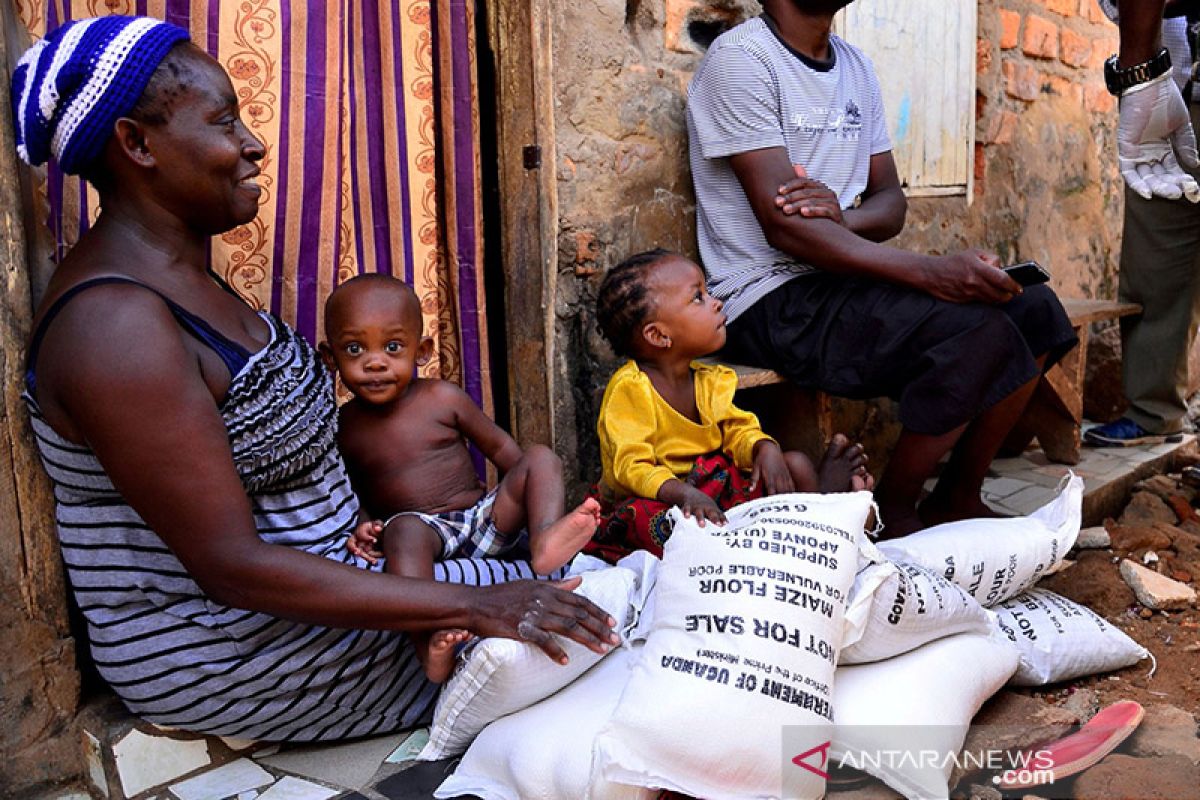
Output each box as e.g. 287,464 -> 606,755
1118,71 -> 1200,202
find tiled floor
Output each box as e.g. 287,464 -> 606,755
72,724 -> 460,800
59,429 -> 1197,800
975,426 -> 1195,521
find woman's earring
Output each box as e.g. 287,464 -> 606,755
664,337 -> 672,348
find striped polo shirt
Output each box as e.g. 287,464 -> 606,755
687,17 -> 892,322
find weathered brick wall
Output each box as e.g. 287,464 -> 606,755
908,0 -> 1121,298
550,0 -> 1125,491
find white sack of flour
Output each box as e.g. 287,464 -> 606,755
831,630 -> 1020,800
878,475 -> 1083,607
841,560 -> 994,664
595,492 -> 875,800
434,643 -> 653,800
993,588 -> 1149,685
422,564 -> 643,759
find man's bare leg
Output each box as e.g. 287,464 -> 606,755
873,425 -> 966,539
919,357 -> 1046,526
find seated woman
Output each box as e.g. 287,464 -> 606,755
12,16 -> 616,741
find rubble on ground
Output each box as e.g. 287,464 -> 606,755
937,468 -> 1200,800
1119,560 -> 1197,610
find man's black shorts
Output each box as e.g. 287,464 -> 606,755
722,274 -> 1078,436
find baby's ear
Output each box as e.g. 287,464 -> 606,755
415,336 -> 435,366
317,342 -> 337,372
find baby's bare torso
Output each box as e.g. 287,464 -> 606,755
338,380 -> 485,517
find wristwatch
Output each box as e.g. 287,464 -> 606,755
1104,48 -> 1172,96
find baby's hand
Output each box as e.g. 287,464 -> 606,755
751,440 -> 795,496
347,519 -> 384,564
679,487 -> 726,527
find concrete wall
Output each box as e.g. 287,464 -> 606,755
549,0 -> 1125,491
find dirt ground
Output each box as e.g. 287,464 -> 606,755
1034,465 -> 1200,719
950,460 -> 1200,799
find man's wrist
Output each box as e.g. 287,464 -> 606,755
1105,48 -> 1172,95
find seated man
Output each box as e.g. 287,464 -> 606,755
687,0 -> 1077,537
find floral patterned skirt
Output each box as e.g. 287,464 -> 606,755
584,451 -> 762,562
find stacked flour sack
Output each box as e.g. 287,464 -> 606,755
832,474 -> 1151,800
428,475 -> 1150,800
432,490 -> 879,800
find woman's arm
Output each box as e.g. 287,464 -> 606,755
38,286 -> 616,659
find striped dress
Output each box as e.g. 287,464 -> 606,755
25,311 -> 542,741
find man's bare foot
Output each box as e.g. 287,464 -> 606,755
918,492 -> 1008,528
817,434 -> 875,493
874,506 -> 925,541
421,628 -> 473,683
530,498 -> 602,575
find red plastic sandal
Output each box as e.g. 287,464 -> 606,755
994,700 -> 1144,791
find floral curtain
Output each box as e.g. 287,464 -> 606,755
15,0 -> 490,412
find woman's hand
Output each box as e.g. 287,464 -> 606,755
347,519 -> 384,564
469,577 -> 620,664
750,440 -> 795,496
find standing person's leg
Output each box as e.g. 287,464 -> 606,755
1116,184 -> 1200,436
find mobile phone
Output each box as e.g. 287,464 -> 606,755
1003,260 -> 1051,287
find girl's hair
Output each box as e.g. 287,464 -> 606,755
595,248 -> 675,358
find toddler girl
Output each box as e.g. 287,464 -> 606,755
587,249 -> 872,561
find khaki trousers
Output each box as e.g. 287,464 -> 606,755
1118,106 -> 1200,433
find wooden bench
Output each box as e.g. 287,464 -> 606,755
716,297 -> 1141,467
1005,297 -> 1141,464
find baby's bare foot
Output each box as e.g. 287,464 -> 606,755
817,434 -> 873,493
530,498 -> 602,575
421,628 -> 473,683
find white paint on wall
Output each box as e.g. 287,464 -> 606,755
836,0 -> 976,196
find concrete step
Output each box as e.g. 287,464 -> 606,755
979,429 -> 1197,525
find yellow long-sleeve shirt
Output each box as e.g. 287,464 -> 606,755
597,360 -> 774,501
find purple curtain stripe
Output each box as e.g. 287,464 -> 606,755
270,0 -> 294,317
390,0 -> 416,282
294,0 -> 329,339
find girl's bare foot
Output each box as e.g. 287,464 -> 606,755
421,628 -> 473,683
530,498 -> 602,575
817,434 -> 875,493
